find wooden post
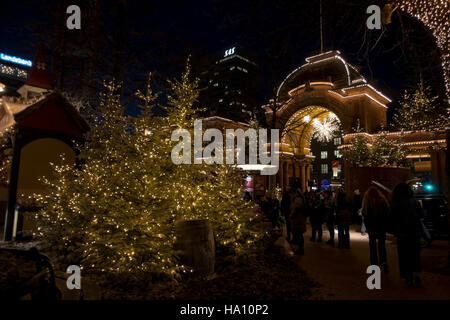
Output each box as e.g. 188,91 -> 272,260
3,133 -> 21,241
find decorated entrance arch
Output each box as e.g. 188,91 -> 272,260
263,50 -> 391,191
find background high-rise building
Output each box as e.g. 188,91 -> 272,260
0,51 -> 31,96
195,45 -> 259,122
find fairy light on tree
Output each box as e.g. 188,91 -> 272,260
393,83 -> 448,131
34,63 -> 262,281
397,0 -> 450,102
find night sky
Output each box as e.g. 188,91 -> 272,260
0,0 -> 446,122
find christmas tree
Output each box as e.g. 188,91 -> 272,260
345,134 -> 371,167
393,83 -> 448,131
34,63 -> 262,282
345,130 -> 408,168
369,132 -> 409,167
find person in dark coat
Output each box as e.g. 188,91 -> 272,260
302,191 -> 313,222
335,188 -> 352,248
243,191 -> 252,202
259,191 -> 274,225
323,191 -> 335,245
271,193 -> 281,228
353,189 -> 362,225
390,183 -> 424,287
289,188 -> 307,255
281,189 -> 292,241
310,192 -> 325,242
361,186 -> 390,274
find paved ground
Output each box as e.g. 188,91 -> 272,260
285,224 -> 450,300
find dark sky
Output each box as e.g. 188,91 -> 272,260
0,0 -> 446,122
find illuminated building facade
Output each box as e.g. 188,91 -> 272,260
263,50 -> 390,192
196,45 -> 259,122
0,52 -> 32,96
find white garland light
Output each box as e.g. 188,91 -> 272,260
397,0 -> 450,103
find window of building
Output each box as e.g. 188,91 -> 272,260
321,164 -> 328,174
321,151 -> 327,159
213,83 -> 218,87
334,150 -> 342,158
334,137 -> 342,145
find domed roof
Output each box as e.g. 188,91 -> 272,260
277,50 -> 365,101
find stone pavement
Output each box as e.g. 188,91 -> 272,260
286,225 -> 450,300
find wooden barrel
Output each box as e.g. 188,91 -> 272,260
175,219 -> 215,277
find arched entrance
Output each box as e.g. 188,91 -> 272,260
264,51 -> 391,191
18,138 -> 76,196
15,138 -> 76,236
1,91 -> 89,241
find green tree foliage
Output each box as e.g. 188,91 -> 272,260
394,84 -> 448,131
345,134 -> 371,166
34,63 -> 262,282
346,132 -> 409,168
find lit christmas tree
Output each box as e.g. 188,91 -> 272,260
369,132 -> 409,167
345,133 -> 371,167
34,63 -> 262,281
393,84 -> 448,131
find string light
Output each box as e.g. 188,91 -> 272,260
397,0 -> 450,102
30,63 -> 262,280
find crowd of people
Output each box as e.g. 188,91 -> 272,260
256,182 -> 425,287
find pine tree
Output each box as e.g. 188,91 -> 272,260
369,132 -> 409,167
346,132 -> 409,168
34,63 -> 262,282
345,133 -> 371,167
394,84 -> 448,131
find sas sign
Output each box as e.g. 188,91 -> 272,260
224,47 -> 236,57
